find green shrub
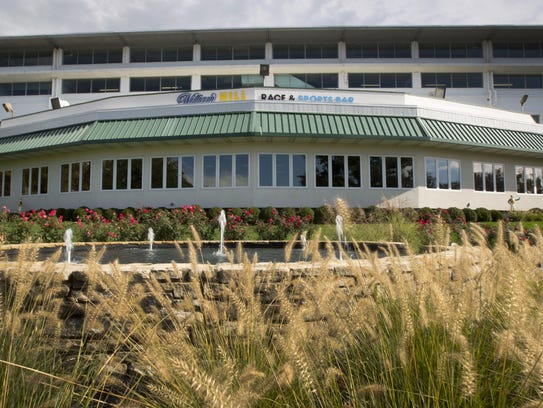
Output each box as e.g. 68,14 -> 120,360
298,207 -> 315,221
207,207 -> 222,220
314,205 -> 334,224
491,209 -> 504,222
259,206 -> 277,222
447,207 -> 465,223
463,207 -> 477,222
475,207 -> 492,222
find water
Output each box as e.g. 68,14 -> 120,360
4,242 -> 382,265
148,227 -> 155,251
217,210 -> 226,256
64,228 -> 73,263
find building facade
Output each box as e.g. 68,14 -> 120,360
1,26 -> 543,211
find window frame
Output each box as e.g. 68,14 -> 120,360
0,169 -> 11,197
258,153 -> 307,188
369,155 -> 414,189
425,157 -> 461,191
315,154 -> 363,188
473,162 -> 505,193
60,161 -> 91,193
202,154 -> 250,189
21,166 -> 48,196
101,158 -> 143,191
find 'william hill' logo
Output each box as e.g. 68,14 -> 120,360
218,90 -> 247,102
177,92 -> 216,104
177,90 -> 247,104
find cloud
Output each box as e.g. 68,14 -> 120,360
0,0 -> 542,36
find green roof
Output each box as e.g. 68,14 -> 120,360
0,111 -> 542,156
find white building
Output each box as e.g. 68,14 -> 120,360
1,26 -> 543,211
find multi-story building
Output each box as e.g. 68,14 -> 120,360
1,26 -> 543,211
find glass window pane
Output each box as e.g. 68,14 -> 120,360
201,76 -> 216,90
146,48 -> 161,62
526,75 -> 542,88
4,170 -> 10,197
526,167 -> 535,193
419,44 -> 434,58
26,82 -> 40,95
22,168 -> 29,195
322,74 -> 338,88
203,156 -> 216,188
71,162 -> 80,192
379,44 -> 394,58
276,154 -> 290,187
348,73 -> 363,88
321,44 -> 338,58
130,48 -> 146,62
31,167 -> 39,195
348,156 -> 361,187
78,50 -> 92,64
380,74 -> 396,88
249,45 -> 265,59
346,44 -> 362,58
467,43 -> 482,58
181,156 -> 194,188
452,73 -> 467,88
93,50 -> 108,64
145,77 -> 160,91
109,49 -> 122,63
293,154 -> 306,187
516,166 -> 525,193
216,46 -> 232,60
483,163 -> 494,191
236,154 -> 249,187
102,160 -> 113,190
61,164 -> 70,193
166,157 -> 179,189
131,159 -> 142,189
82,161 -> 91,191
510,75 -> 525,88
362,44 -> 378,58
536,168 -> 543,194
395,44 -> 411,58
259,154 -> 273,186
401,157 -> 413,188
473,162 -> 483,191
332,155 -> 345,187
467,73 -> 483,88
77,79 -> 92,93
162,47 -> 178,61
306,45 -> 321,58
273,44 -> 289,59
385,157 -> 398,188
421,73 -> 436,87
370,156 -> 383,188
40,167 -> 48,194
438,159 -> 449,189
426,158 -> 436,189
289,44 -> 305,59
219,155 -> 233,187
450,160 -> 460,190
495,164 -> 505,192
151,158 -> 163,189
0,83 -> 11,96
116,159 -> 128,190
130,77 -> 145,92
233,45 -> 249,60
315,155 -> 329,187
12,83 -> 26,96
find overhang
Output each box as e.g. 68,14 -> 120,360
2,110 -> 543,158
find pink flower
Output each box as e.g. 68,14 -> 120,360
48,209 -> 57,217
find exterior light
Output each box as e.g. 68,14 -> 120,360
520,94 -> 528,112
2,102 -> 14,117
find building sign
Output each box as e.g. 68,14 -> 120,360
177,88 -> 356,106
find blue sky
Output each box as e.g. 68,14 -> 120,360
1,0 -> 542,36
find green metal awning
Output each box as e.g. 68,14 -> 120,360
421,118 -> 543,152
1,111 -> 542,156
0,112 -> 427,156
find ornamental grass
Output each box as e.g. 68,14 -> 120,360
0,223 -> 542,407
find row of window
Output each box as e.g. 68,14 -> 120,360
2,42 -> 542,67
3,72 -> 543,96
6,158 -> 542,198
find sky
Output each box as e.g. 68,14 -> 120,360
1,0 -> 542,37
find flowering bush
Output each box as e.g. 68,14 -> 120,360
136,205 -> 213,240
255,207 -> 313,240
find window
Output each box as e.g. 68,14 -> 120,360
63,49 -> 122,64
421,73 -> 483,88
130,76 -> 191,92
201,75 -> 263,90
419,43 -> 482,58
493,43 -> 543,58
473,162 -> 505,192
274,73 -> 338,89
201,45 -> 265,60
0,50 -> 53,67
273,44 -> 337,59
425,158 -> 460,190
346,43 -> 411,58
516,165 -> 543,194
130,46 -> 192,62
150,156 -> 194,189
259,154 -> 306,187
62,78 -> 120,93
101,158 -> 142,190
348,73 -> 412,88
369,156 -> 413,188
0,170 -> 11,197
315,155 -> 362,188
202,154 -> 249,188
60,161 -> 91,193
0,82 -> 52,96
21,166 -> 48,195
494,74 -> 543,89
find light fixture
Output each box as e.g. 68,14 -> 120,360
259,64 -> 269,77
520,94 -> 528,112
434,86 -> 446,99
50,97 -> 70,110
2,102 -> 14,118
